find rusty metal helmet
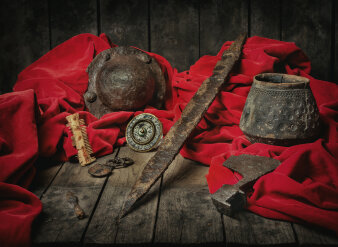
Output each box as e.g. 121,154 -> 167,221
84,46 -> 166,118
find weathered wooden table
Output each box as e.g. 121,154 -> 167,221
30,146 -> 338,246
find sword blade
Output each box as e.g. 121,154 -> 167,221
119,33 -> 247,219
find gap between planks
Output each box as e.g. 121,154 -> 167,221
38,162 -> 64,199
32,149 -> 119,245
83,146 -> 162,245
292,222 -> 338,246
30,158 -> 65,199
31,148 -> 338,246
80,147 -> 121,245
153,155 -> 224,245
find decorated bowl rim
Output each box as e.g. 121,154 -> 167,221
254,73 -> 310,89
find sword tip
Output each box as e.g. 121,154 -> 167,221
118,208 -> 128,220
118,195 -> 138,220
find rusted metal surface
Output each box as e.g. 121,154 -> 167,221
88,157 -> 135,177
88,163 -> 112,177
211,154 -> 280,216
84,46 -> 166,118
66,191 -> 85,219
239,73 -> 321,146
119,33 -> 247,219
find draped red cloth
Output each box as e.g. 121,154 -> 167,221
0,33 -> 337,246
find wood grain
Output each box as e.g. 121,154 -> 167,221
223,211 -> 296,246
293,223 -> 338,246
84,146 -> 161,245
200,0 -> 248,57
154,155 -> 224,244
49,0 -> 97,48
282,0 -> 332,81
29,159 -> 64,199
100,0 -> 149,50
0,0 -> 49,93
32,151 -> 116,245
150,0 -> 199,72
251,0 -> 281,39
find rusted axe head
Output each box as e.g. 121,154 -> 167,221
211,154 -> 280,216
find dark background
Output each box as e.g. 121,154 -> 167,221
0,0 -> 336,94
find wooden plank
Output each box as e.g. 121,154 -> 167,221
154,155 -> 224,245
50,0 -> 97,48
251,0 -> 281,39
282,0 -> 332,81
32,151 -> 117,245
29,158 -> 64,198
84,146 -> 161,245
100,0 -> 149,50
200,0 -> 248,57
293,223 -> 338,246
150,0 -> 199,72
223,211 -> 296,246
0,0 -> 49,93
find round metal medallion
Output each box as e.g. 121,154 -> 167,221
126,113 -> 163,152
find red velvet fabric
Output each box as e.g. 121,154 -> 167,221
1,33 -> 337,246
0,90 -> 42,247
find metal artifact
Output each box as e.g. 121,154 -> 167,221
88,163 -> 111,177
126,113 -> 163,152
119,33 -> 247,219
66,113 -> 96,166
88,157 -> 134,177
66,191 -> 86,219
211,154 -> 280,216
84,46 -> 166,118
239,73 -> 320,146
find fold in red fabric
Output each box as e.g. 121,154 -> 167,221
1,33 -> 337,246
0,90 -> 42,247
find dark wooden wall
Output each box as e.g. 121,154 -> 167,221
0,0 -> 336,94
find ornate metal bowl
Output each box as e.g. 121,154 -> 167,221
239,73 -> 320,146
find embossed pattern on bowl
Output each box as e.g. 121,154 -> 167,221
239,73 -> 320,146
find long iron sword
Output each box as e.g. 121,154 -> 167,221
119,33 -> 247,219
